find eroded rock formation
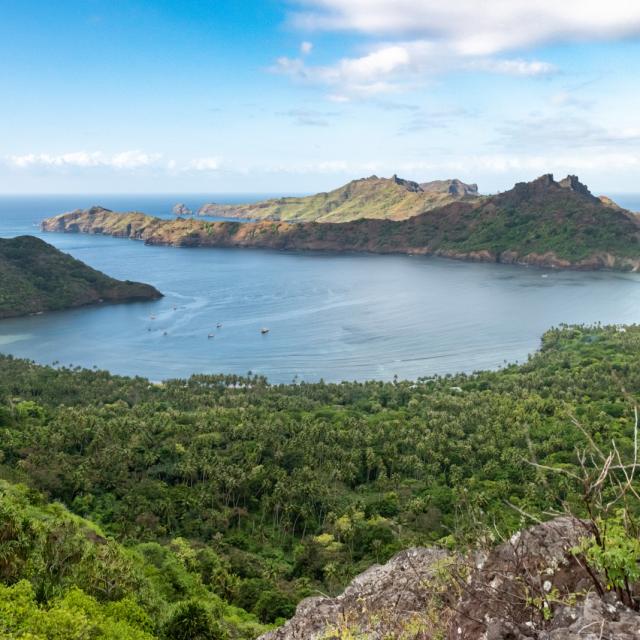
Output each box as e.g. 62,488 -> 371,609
259,518 -> 640,640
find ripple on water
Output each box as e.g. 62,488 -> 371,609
0,334 -> 31,346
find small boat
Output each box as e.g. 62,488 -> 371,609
163,331 -> 168,336
261,328 -> 270,334
217,323 -> 223,328
208,333 -> 215,339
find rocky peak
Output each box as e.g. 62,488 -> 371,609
558,175 -> 596,199
505,173 -> 601,205
390,174 -> 423,192
86,206 -> 113,216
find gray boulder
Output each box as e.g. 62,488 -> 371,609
259,547 -> 449,640
261,517 -> 640,640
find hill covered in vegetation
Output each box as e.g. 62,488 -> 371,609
0,236 -> 162,319
0,480 -> 268,639
1,323 -> 639,637
42,175 -> 640,270
196,175 -> 479,222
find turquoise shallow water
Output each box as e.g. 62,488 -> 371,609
1,194 -> 640,383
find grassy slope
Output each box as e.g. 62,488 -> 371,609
0,236 -> 162,319
198,176 -> 478,222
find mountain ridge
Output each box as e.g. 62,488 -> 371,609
196,175 -> 480,222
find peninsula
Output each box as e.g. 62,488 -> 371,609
0,235 -> 162,319
42,174 -> 640,271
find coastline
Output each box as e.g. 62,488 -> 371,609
41,211 -> 640,272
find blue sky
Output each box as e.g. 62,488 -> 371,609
2,0 -> 640,194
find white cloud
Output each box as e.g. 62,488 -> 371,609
8,150 -> 162,170
5,151 -> 227,175
496,115 -> 640,151
290,1 -> 640,52
185,157 -> 221,172
272,40 -> 554,97
300,41 -> 314,55
468,59 -> 556,76
110,151 -> 162,169
276,1 -> 640,98
397,152 -> 640,176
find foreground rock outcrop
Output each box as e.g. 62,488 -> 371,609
259,517 -> 640,640
261,547 -> 449,640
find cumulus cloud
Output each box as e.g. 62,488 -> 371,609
468,59 -> 556,76
8,150 -> 162,170
393,152 -> 640,180
184,157 -> 221,171
272,40 -> 553,97
274,1 -> 640,98
289,1 -> 640,52
496,116 -> 640,151
257,152 -> 640,181
5,151 -> 228,175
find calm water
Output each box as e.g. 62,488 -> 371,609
0,193 -> 639,383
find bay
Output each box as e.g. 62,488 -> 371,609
0,193 -> 639,383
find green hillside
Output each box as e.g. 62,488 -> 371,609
197,175 -> 479,222
0,481 -> 268,639
0,236 -> 162,319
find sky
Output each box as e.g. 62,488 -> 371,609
2,0 -> 640,194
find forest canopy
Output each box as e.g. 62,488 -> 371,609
0,324 -> 639,638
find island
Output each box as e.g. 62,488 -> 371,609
0,235 -> 162,319
172,202 -> 193,216
42,174 -> 640,271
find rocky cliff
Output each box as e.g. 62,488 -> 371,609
196,175 -> 480,222
259,517 -> 639,640
41,175 -> 640,271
